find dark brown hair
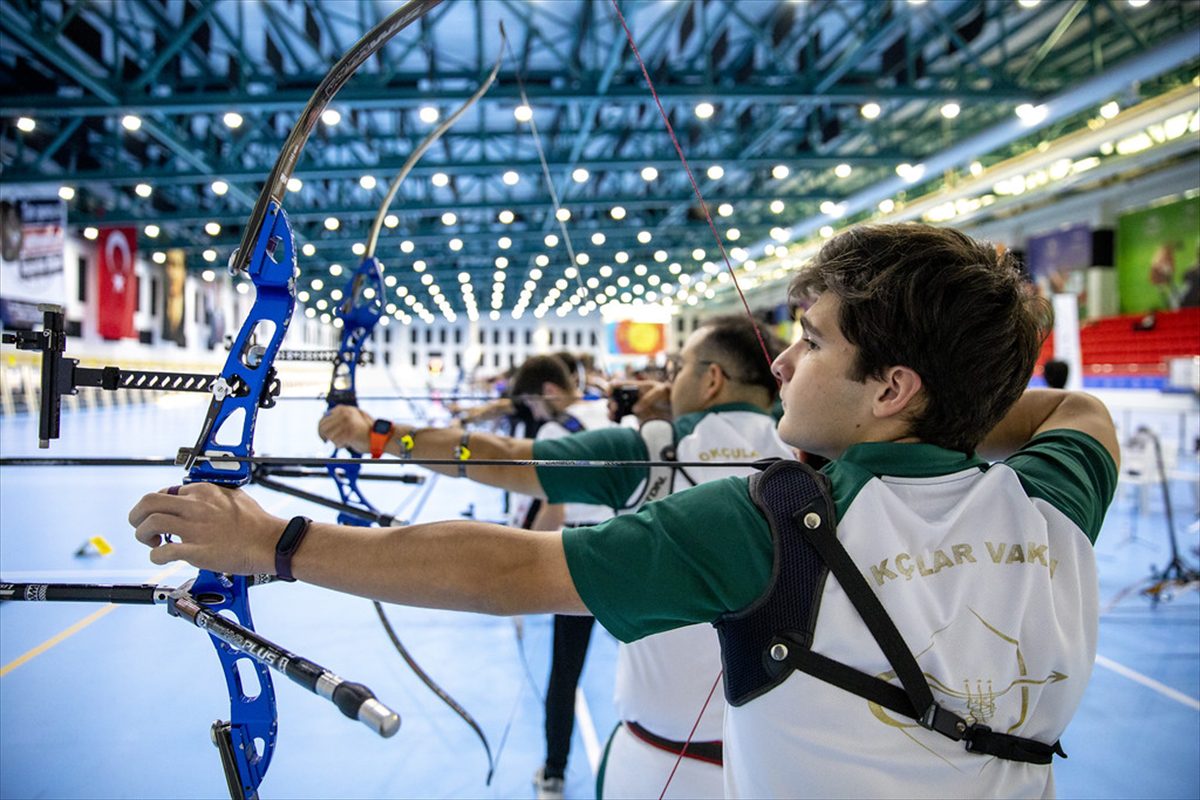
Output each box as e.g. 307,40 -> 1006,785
694,314 -> 788,401
789,223 -> 1051,453
509,354 -> 573,397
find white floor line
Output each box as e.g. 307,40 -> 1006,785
1095,653 -> 1200,711
575,686 -> 603,775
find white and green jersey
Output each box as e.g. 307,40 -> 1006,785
560,430 -> 1116,799
535,404 -> 793,743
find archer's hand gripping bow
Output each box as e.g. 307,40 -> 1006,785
1,3 -> 444,798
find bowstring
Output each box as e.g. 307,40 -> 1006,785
606,2 -> 786,795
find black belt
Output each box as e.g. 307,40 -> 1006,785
624,721 -> 723,766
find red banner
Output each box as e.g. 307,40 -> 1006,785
97,226 -> 137,339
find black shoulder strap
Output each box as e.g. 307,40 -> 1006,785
762,463 -> 1066,766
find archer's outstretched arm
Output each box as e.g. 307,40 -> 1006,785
129,483 -> 585,615
319,405 -> 545,497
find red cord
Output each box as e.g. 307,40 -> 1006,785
609,0 -> 776,378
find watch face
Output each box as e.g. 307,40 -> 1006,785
372,419 -> 392,435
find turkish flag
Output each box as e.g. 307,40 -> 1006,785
97,226 -> 137,339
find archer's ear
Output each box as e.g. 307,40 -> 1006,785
872,366 -> 923,419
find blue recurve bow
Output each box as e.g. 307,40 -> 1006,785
320,34 -> 507,783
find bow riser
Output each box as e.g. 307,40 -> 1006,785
187,204 -> 296,487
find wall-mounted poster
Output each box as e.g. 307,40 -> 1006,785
0,194 -> 66,327
1116,195 -> 1200,313
162,248 -> 187,346
97,226 -> 137,339
607,320 -> 665,355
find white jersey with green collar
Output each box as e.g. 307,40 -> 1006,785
535,404 -> 793,742
561,431 -> 1117,798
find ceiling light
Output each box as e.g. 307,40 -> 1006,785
610,206 -> 626,220
324,217 -> 340,231
556,208 -> 571,222
400,240 -> 414,253
860,102 -> 881,120
545,234 -> 559,247
591,232 -> 606,246
223,112 -> 243,129
770,227 -> 790,242
211,180 -> 229,196
819,226 -> 835,238
514,104 -> 533,122
495,256 -> 509,269
135,183 -> 153,198
615,251 -> 629,264
311,278 -> 324,290
205,221 -> 221,236
413,260 -> 426,272
144,224 -> 160,238
535,255 -> 549,267
498,209 -> 515,224
637,231 -> 652,244
727,228 -> 740,241
1015,103 -> 1048,126
152,251 -> 166,264
503,170 -> 519,186
653,250 -> 667,262
419,106 -> 439,123
442,211 -> 457,226
287,177 -> 303,192
83,226 -> 98,240
969,161 -> 984,176
384,214 -> 399,228
58,186 -> 75,201
834,163 -> 853,178
940,102 -> 961,119
302,243 -> 316,257
1018,0 -> 1040,6
819,200 -> 837,215
16,117 -> 35,132
432,172 -> 449,188
321,109 -> 341,126
707,165 -> 724,180
1127,0 -> 1149,7
203,251 -> 217,264
772,164 -> 789,180
352,243 -> 366,256
769,200 -> 785,214
449,238 -> 463,251
359,175 -> 377,190
878,198 -> 895,214
1100,101 -> 1120,119
498,236 -> 512,249
694,102 -> 714,119
572,168 -> 589,183
121,115 -> 142,131
641,166 -> 658,181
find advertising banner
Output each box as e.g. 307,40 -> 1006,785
0,195 -> 66,327
162,248 -> 187,346
97,226 -> 137,339
606,320 -> 665,355
1116,196 -> 1200,313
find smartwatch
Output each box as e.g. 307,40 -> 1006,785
369,419 -> 394,459
274,515 -> 312,582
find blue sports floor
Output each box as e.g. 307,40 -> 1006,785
0,396 -> 1197,799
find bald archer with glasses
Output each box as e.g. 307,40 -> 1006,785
315,314 -> 793,797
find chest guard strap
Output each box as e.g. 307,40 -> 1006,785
718,459 -> 1066,766
620,419 -> 677,513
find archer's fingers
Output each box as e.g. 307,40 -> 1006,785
147,541 -> 196,566
133,512 -> 190,547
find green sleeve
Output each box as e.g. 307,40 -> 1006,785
1004,428 -> 1118,543
533,427 -> 649,508
562,476 -> 774,642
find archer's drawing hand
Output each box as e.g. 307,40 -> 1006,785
318,404 -> 374,453
130,483 -> 283,575
633,381 -> 672,423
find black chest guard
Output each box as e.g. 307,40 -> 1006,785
714,459 -> 1067,766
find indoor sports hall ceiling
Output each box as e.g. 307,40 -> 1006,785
2,0 -> 1198,323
